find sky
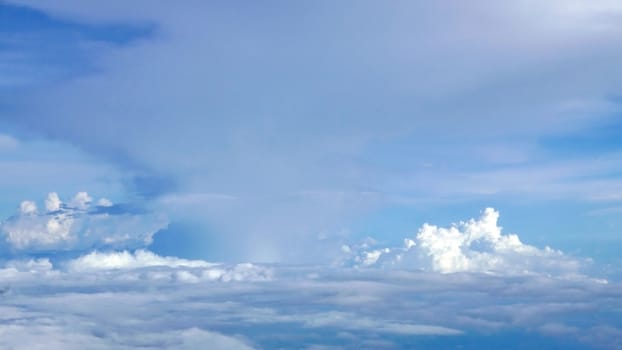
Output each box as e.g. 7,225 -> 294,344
1,1 -> 622,349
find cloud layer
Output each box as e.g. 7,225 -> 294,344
0,253 -> 619,349
0,194 -> 617,349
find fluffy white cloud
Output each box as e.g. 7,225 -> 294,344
3,208 -> 72,249
68,250 -> 216,270
342,208 -> 583,275
0,257 -> 56,282
0,249 -> 272,286
65,250 -> 272,283
0,192 -> 167,252
19,200 -> 37,215
45,192 -> 62,212
69,191 -> 92,210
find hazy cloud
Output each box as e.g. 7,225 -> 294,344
4,0 -> 622,261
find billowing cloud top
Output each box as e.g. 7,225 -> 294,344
0,192 -> 167,252
342,208 -> 583,276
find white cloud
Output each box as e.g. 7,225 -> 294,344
97,198 -> 113,207
3,205 -> 73,249
19,200 -> 38,215
343,208 -> 584,276
65,250 -> 273,283
45,192 -> 62,212
0,257 -> 55,277
69,191 -> 92,210
66,249 -> 215,270
1,192 -> 168,252
0,249 -> 272,287
359,248 -> 390,267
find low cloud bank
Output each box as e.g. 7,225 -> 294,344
66,250 -> 273,283
0,250 -> 272,284
0,259 -> 618,349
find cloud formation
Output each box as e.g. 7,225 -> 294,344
342,208 -> 585,276
0,256 -> 618,349
0,192 -> 167,252
4,0 -> 622,262
0,193 -> 616,349
66,250 -> 272,283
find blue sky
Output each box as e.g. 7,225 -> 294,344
1,1 -> 622,349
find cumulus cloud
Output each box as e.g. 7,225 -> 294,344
0,249 -> 272,286
45,192 -> 62,212
65,250 -> 272,283
0,192 -> 167,252
69,191 -> 92,210
0,257 -> 56,282
67,249 -> 216,270
342,208 -> 584,276
19,200 -> 38,215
